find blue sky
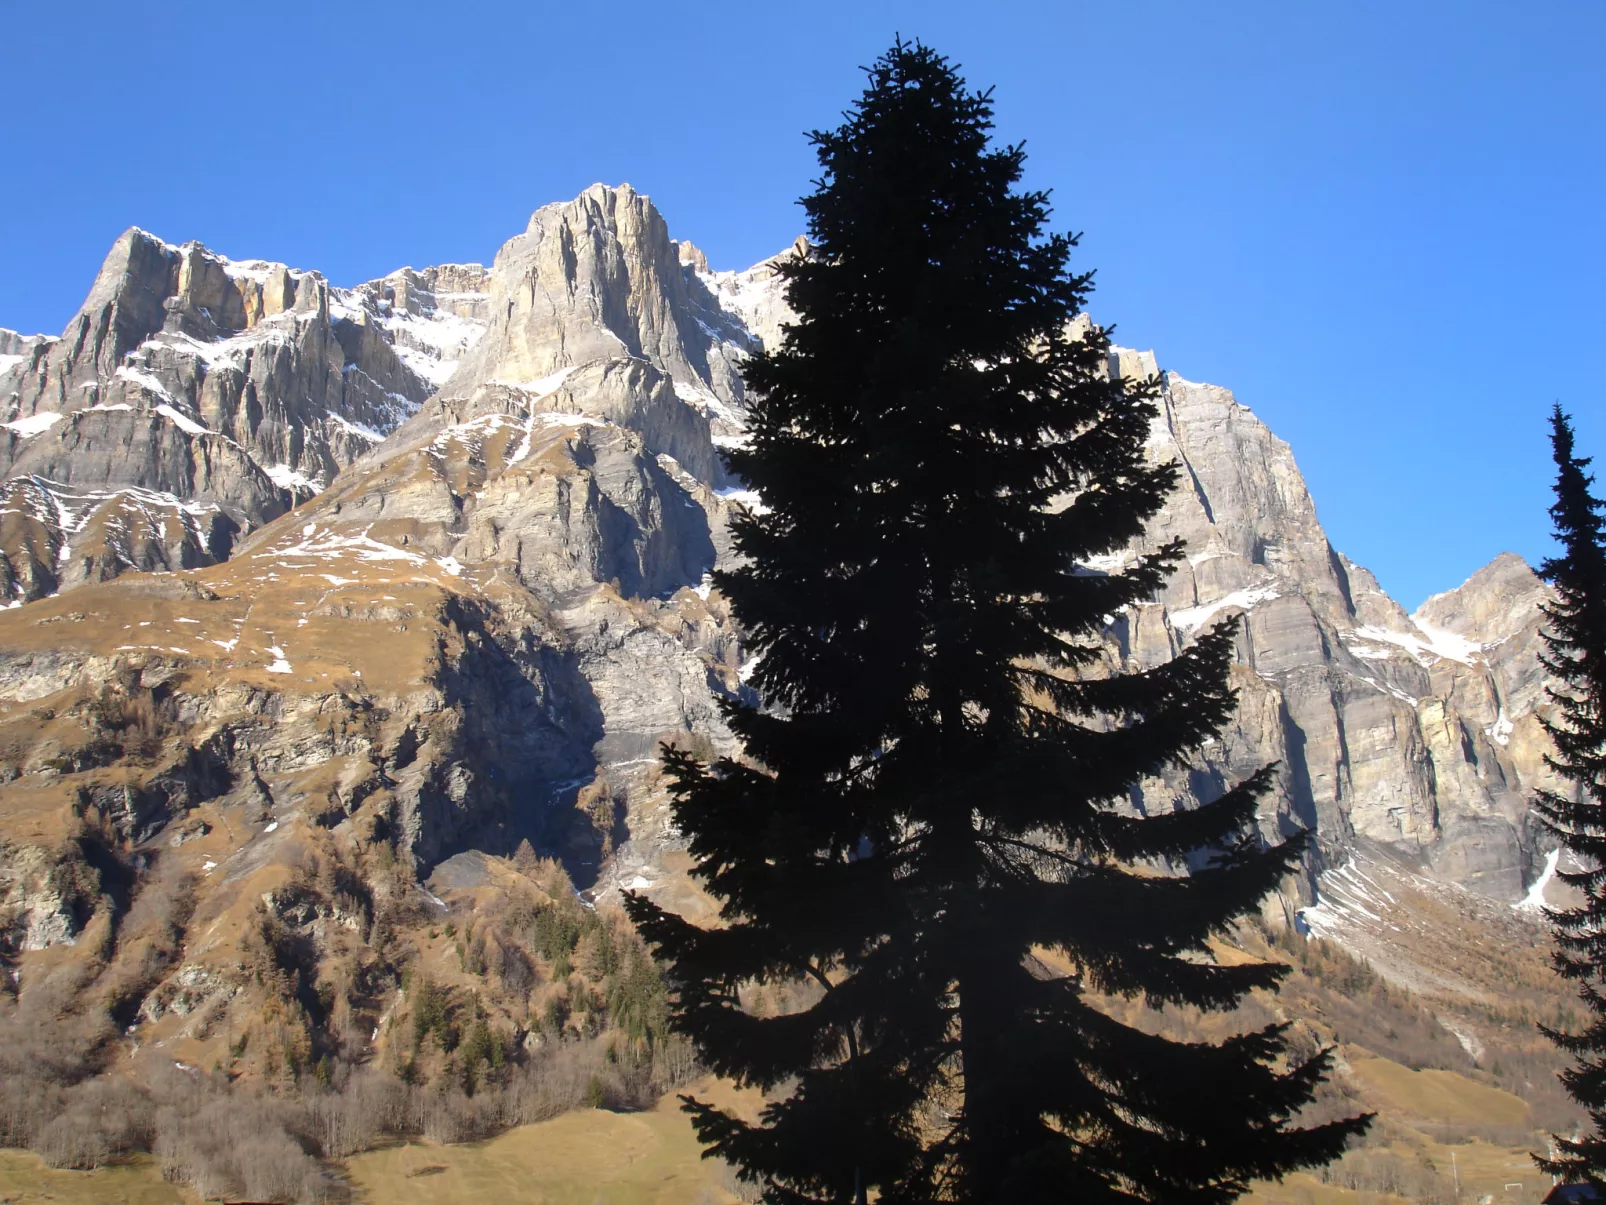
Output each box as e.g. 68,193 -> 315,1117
2,1 -> 1600,609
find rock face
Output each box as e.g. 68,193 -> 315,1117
0,187 -> 764,968
0,183 -> 1562,1031
0,230 -> 490,601
1085,353 -> 1548,899
445,186 -> 759,448
1105,362 -> 1555,903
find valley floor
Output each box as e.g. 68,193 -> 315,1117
0,1095 -> 742,1205
0,1064 -> 1562,1205
344,1098 -> 735,1204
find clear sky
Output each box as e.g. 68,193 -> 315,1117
2,1 -> 1600,609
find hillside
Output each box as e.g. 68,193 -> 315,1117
0,910 -> 1577,1203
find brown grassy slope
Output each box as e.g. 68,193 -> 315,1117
345,1095 -> 742,1205
0,1150 -> 191,1204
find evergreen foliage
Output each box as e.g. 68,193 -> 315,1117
1534,405 -> 1606,1186
627,39 -> 1367,1203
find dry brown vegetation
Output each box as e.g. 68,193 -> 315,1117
0,650 -> 1584,1205
0,833 -> 1586,1205
0,824 -> 697,1202
1082,918 -> 1578,1204
0,1023 -> 691,1203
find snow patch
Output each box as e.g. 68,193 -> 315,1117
1517,848 -> 1561,912
151,325 -> 291,369
114,366 -> 176,403
373,305 -> 488,387
1168,584 -> 1281,631
716,487 -> 771,515
1078,551 -> 1132,575
1346,622 -> 1480,666
265,464 -> 322,494
265,527 -> 425,569
431,413 -> 522,450
523,365 -> 580,396
329,413 -> 385,442
16,479 -> 218,570
506,419 -> 536,465
154,404 -> 210,436
533,411 -> 607,429
1,411 -> 63,437
1299,862 -> 1386,936
1487,708 -> 1514,746
672,378 -> 744,425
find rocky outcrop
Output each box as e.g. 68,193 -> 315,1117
0,232 -> 489,601
681,234 -> 805,361
1099,359 -> 1554,902
444,186 -> 759,446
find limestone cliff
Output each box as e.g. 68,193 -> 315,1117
0,232 -> 490,600
1102,356 -> 1553,902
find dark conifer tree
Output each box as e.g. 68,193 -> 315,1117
1534,405 -> 1606,1187
627,40 -> 1366,1204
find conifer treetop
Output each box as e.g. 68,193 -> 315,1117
629,39 -> 1366,1204
1534,405 -> 1606,1187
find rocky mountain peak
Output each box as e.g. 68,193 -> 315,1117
0,228 -> 487,603
1067,352 -> 1559,902
443,183 -> 755,427
1414,551 -> 1547,646
676,239 -> 711,274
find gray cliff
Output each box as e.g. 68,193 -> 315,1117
0,231 -> 490,599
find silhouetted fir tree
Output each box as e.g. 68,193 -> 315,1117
626,40 -> 1367,1204
1534,405 -> 1606,1187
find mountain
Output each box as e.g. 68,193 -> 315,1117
1111,351 -> 1555,902
0,184 -> 1574,1195
0,230 -> 487,599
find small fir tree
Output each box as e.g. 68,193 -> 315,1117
1534,405 -> 1606,1186
628,40 -> 1366,1204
